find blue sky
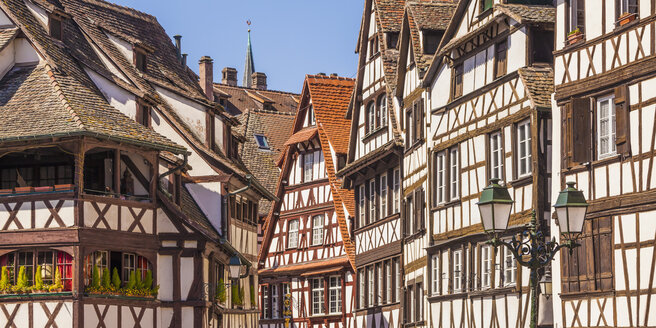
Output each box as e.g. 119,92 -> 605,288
111,0 -> 363,93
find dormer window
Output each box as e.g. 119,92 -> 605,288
369,35 -> 380,59
254,134 -> 270,150
423,31 -> 443,54
134,48 -> 147,72
480,0 -> 493,13
386,32 -> 399,50
48,14 -> 62,41
136,102 -> 151,128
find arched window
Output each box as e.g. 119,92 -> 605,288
367,102 -> 376,134
84,250 -> 152,286
0,249 -> 73,291
377,94 -> 387,128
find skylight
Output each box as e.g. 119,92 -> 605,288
254,134 -> 270,150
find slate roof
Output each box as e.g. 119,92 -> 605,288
518,66 -> 554,109
0,27 -> 18,51
375,0 -> 406,32
239,109 -> 295,215
495,4 -> 555,24
0,0 -> 183,152
406,1 -> 457,72
214,83 -> 299,117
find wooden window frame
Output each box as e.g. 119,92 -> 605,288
494,40 -> 508,79
136,101 -> 151,128
452,249 -> 463,293
303,152 -> 314,183
516,119 -> 532,178
481,245 -> 492,289
393,168 -> 401,214
377,94 -> 388,128
380,173 -> 388,219
357,184 -> 366,228
431,254 -> 440,295
287,219 -> 299,249
310,277 -> 325,316
596,94 -> 617,159
434,151 -> 446,205
328,275 -> 342,314
503,243 -> 517,286
261,285 -> 270,319
271,284 -> 280,318
48,14 -> 63,41
488,131 -> 505,181
311,214 -> 324,246
134,48 -> 148,72
452,64 -> 464,100
616,0 -> 639,20
567,0 -> 586,35
449,147 -> 459,202
366,101 -> 376,135
369,178 -> 377,224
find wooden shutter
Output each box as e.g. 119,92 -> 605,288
614,85 -> 631,157
571,97 -> 591,163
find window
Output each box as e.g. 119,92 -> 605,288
449,148 -> 459,201
386,32 -> 399,49
531,29 -> 554,64
369,35 -> 379,59
254,134 -> 270,150
405,99 -> 424,146
480,0 -> 493,13
311,215 -> 324,246
495,40 -> 507,79
406,188 -> 426,234
385,260 -> 392,303
568,0 -> 585,34
517,120 -> 532,177
136,103 -> 151,127
368,266 -> 375,307
394,258 -> 401,302
452,64 -> 463,99
262,285 -> 270,319
408,285 -> 415,322
308,106 -> 316,126
358,185 -> 366,228
405,107 -> 414,145
423,30 -> 444,54
135,49 -> 147,72
561,216 -> 613,293
0,250 -> 73,291
415,283 -> 423,322
504,245 -> 516,285
597,95 -> 617,159
617,0 -> 639,19
48,15 -> 62,40
376,263 -> 383,305
431,254 -> 439,295
288,219 -> 299,248
17,251 -> 34,285
271,285 -> 279,318
435,152 -> 446,204
359,269 -> 366,308
303,153 -> 314,182
393,168 -> 401,213
481,245 -> 492,288
329,276 -> 342,313
380,174 -> 388,219
489,132 -> 504,180
369,179 -> 376,222
405,193 -> 414,235
378,94 -> 388,128
367,102 -> 376,134
311,278 -> 325,315
453,250 -> 462,292
84,250 -> 108,285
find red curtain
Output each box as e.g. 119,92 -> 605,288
56,252 -> 73,291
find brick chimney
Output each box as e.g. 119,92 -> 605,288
252,72 -> 267,90
199,56 -> 213,100
222,67 -> 238,86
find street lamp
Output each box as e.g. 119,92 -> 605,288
228,255 -> 244,279
477,180 -> 588,328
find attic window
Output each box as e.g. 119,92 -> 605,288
136,102 -> 151,127
134,49 -> 147,72
48,15 -> 62,40
423,30 -> 444,54
254,134 -> 270,150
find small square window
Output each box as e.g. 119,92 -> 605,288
254,134 -> 270,150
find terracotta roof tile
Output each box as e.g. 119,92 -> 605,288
305,75 -> 355,154
284,127 -> 318,146
375,0 -> 406,32
519,66 -> 554,109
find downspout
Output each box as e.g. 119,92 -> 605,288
157,153 -> 188,197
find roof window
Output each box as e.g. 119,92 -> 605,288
48,14 -> 62,40
134,48 -> 147,72
254,134 -> 270,150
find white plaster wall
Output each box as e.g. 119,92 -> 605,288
180,257 -> 194,300
107,32 -> 133,64
507,29 -> 526,74
185,182 -> 222,234
156,86 -> 208,144
158,254 -> 174,301
181,307 -> 194,328
85,68 -> 137,118
14,38 -> 40,64
0,40 -> 14,80
0,8 -> 13,26
24,0 -> 47,26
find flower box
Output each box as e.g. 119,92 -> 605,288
54,184 -> 74,191
0,189 -> 12,195
14,186 -> 34,194
618,12 -> 637,26
34,186 -> 53,193
567,31 -> 584,45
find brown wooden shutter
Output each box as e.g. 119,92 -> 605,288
562,103 -> 571,169
571,97 -> 591,163
614,85 -> 631,157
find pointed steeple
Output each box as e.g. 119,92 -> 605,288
243,28 -> 255,88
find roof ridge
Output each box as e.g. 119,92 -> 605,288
213,82 -> 300,96
79,0 -> 157,23
306,74 -> 355,81
251,109 -> 297,116
43,64 -> 86,130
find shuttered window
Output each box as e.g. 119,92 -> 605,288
495,40 -> 508,79
453,64 -> 464,99
380,173 -> 388,219
597,95 -> 617,159
435,152 -> 446,205
561,216 -> 613,293
614,85 -> 631,157
449,148 -> 459,201
358,185 -> 366,228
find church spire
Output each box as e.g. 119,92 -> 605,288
243,24 -> 255,88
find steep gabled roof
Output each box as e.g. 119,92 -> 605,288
0,0 -> 183,153
518,66 -> 554,109
259,74 -> 356,268
214,83 -> 299,117
405,1 -> 457,73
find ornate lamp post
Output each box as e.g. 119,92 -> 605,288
477,179 -> 588,328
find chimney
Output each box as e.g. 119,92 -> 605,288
173,35 -> 182,61
199,56 -> 214,100
330,73 -> 338,77
317,72 -> 326,76
252,72 -> 267,90
181,53 -> 188,67
222,67 -> 238,86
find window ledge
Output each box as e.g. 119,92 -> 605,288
405,229 -> 426,242
508,175 -> 532,188
432,199 -> 461,212
404,139 -> 425,154
559,289 -> 615,300
404,320 -> 426,328
614,14 -> 639,31
362,125 -> 388,142
477,8 -> 493,19
594,154 -> 622,166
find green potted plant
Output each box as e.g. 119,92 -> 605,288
250,284 -> 256,307
0,266 -> 11,294
49,268 -> 63,293
32,265 -> 46,293
567,28 -> 583,45
111,268 -> 122,294
231,283 -> 242,307
12,266 -> 29,294
216,279 -> 226,303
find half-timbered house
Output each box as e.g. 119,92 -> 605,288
551,0 -> 656,327
394,2 -> 457,326
337,1 -> 406,327
421,0 -> 555,327
0,0 -> 274,327
258,74 -> 356,328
